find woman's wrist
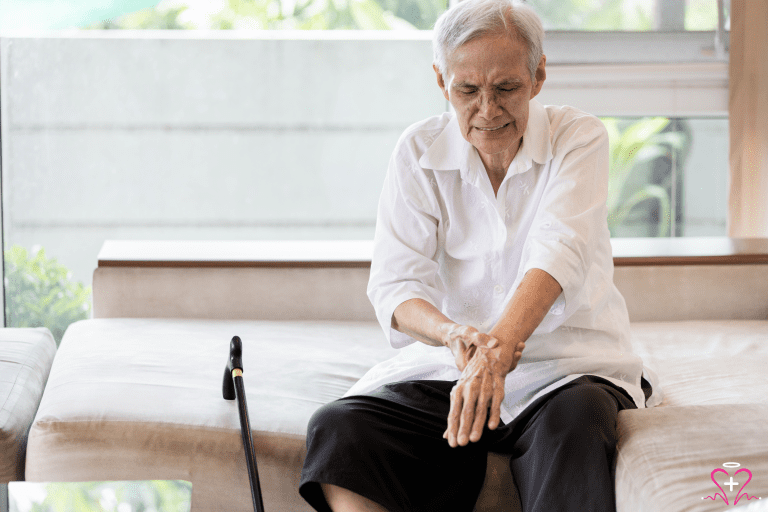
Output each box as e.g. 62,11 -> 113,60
438,322 -> 462,350
487,329 -> 525,374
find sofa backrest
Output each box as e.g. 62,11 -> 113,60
92,239 -> 768,323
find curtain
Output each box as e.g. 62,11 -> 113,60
728,0 -> 768,237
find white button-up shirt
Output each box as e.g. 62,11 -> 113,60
347,99 -> 661,423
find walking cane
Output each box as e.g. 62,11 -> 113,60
223,335 -> 266,512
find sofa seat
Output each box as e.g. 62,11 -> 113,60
616,320 -> 768,512
25,319 -> 396,512
25,318 -> 768,511
1,328 -> 57,484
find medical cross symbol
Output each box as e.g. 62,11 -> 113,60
702,462 -> 762,506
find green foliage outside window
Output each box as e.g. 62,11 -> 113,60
87,0 -> 443,31
526,0 -> 653,31
10,480 -> 192,512
4,245 -> 91,346
87,0 -> 720,32
602,117 -> 688,237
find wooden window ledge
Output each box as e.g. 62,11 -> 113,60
97,237 -> 768,269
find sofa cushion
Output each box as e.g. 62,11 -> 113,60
25,318 -> 768,511
616,404 -> 768,512
0,328 -> 57,483
26,318 -> 397,511
629,320 -> 768,407
617,320 -> 768,511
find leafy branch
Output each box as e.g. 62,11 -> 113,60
603,117 -> 687,237
4,245 -> 91,346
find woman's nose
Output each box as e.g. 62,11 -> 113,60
477,91 -> 502,118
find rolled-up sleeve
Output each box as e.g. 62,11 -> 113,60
367,147 -> 444,349
519,116 -> 610,328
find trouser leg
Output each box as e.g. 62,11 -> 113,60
299,380 -> 490,512
505,382 -> 626,512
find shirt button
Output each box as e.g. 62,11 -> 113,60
494,285 -> 504,295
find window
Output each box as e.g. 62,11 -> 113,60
528,0 -> 726,31
1,0 -> 730,339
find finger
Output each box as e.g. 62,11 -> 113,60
487,380 -> 505,430
469,379 -> 492,442
457,377 -> 481,446
445,385 -> 463,448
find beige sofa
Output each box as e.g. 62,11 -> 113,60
25,239 -> 768,511
0,328 -> 56,492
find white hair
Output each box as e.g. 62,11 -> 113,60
432,0 -> 544,80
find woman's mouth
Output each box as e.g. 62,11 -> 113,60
475,123 -> 510,131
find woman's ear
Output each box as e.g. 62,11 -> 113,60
433,64 -> 450,101
530,55 -> 546,99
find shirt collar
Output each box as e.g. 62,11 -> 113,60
418,98 -> 553,180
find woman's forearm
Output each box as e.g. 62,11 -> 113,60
392,268 -> 562,372
488,268 -> 563,371
392,298 -> 457,347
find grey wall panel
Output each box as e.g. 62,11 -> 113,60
7,129 -> 400,223
1,34 -> 445,292
3,36 -> 441,127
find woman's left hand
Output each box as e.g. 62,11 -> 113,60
443,339 -> 523,447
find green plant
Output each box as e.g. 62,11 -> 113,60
86,0 -> 425,31
90,6 -> 194,29
602,117 -> 687,237
4,245 -> 91,345
527,0 -> 653,31
11,480 -> 192,512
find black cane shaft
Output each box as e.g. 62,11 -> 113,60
234,375 -> 265,512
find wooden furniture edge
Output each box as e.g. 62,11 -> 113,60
97,238 -> 768,268
97,260 -> 371,268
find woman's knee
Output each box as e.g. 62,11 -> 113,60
307,398 -> 375,441
538,384 -> 620,444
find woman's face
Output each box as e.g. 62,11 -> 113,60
434,32 -> 546,167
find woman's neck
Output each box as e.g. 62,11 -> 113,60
478,137 -> 522,196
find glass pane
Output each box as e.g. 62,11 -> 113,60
527,0 -> 723,32
685,0 -> 722,31
0,0 -> 157,31
9,481 -> 191,512
527,0 -> 655,31
601,116 -> 728,238
85,0 -> 446,30
1,0 -> 726,32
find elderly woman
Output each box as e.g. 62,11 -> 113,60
299,1 -> 659,511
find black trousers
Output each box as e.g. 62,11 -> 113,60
299,376 -> 639,512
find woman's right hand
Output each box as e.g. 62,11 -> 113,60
441,324 -> 498,371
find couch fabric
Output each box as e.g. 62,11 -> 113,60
618,320 -> 768,512
25,319 -> 768,511
0,328 -> 57,483
93,264 -> 768,323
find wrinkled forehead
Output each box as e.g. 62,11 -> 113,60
445,30 -> 529,82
